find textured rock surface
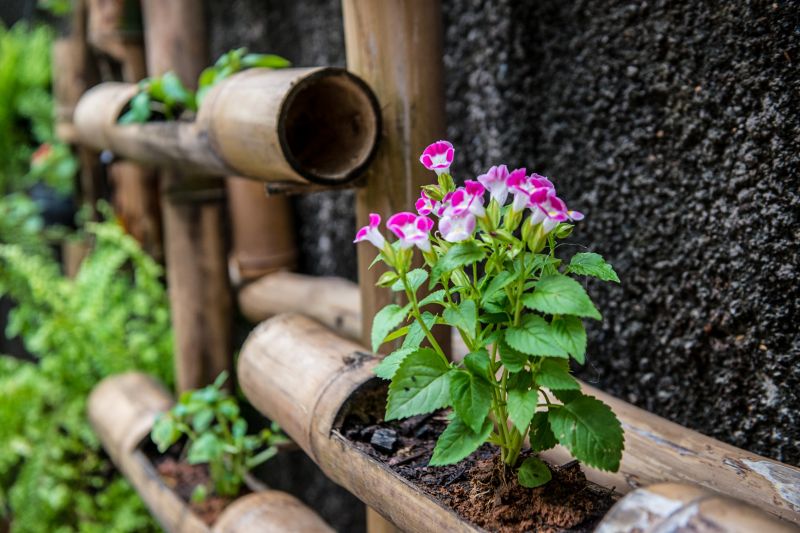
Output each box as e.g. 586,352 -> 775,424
208,0 -> 799,474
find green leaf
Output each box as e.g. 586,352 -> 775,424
443,300 -> 477,339
386,348 -> 451,420
449,370 -> 493,433
401,311 -> 437,349
518,456 -> 552,488
551,316 -> 587,364
118,92 -> 151,124
431,242 -> 486,287
523,275 -> 601,320
530,411 -> 557,452
535,359 -> 580,390
480,271 -> 516,306
151,416 -> 179,452
374,347 -> 415,380
548,394 -> 624,472
391,268 -> 428,293
505,315 -> 567,358
566,252 -> 620,283
241,53 -> 291,69
418,289 -> 446,307
463,349 -> 492,382
507,378 -> 538,432
187,433 -> 223,464
499,341 -> 528,373
371,303 -> 409,351
429,416 -> 492,466
377,271 -> 400,287
192,408 -> 214,432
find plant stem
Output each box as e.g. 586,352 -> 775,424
401,273 -> 448,364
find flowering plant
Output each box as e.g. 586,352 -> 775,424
355,141 -> 624,487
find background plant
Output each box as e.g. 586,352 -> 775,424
0,209 -> 174,532
357,140 -> 624,488
118,47 -> 290,124
151,371 -> 287,499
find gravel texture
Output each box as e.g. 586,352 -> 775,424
207,0 -> 800,474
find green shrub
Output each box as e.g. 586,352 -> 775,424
0,211 -> 174,532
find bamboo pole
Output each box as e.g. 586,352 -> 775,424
342,4 -> 449,528
595,483 -> 796,533
342,0 -> 451,356
87,373 -> 334,533
238,314 -> 799,531
74,68 -> 381,186
139,0 -> 230,392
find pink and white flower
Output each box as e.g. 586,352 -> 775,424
441,181 -> 486,218
419,140 -> 454,175
476,165 -> 510,205
530,193 -> 583,233
439,213 -> 476,242
354,213 -> 386,249
415,190 -> 439,216
507,169 -> 549,212
387,212 -> 434,251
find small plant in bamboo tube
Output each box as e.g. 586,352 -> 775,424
354,141 -> 624,487
151,371 -> 288,499
118,47 -> 290,124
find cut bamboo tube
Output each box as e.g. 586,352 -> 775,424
235,284 -> 800,525
238,271 -> 360,338
238,313 -> 480,533
88,373 -> 333,533
140,0 -> 231,393
238,314 -> 800,532
595,482 -> 796,533
73,67 -> 381,186
226,177 -> 297,286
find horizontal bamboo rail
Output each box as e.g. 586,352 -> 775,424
236,274 -> 800,524
74,67 -> 380,186
238,314 -> 798,532
87,372 -> 333,533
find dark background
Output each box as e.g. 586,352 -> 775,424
207,0 -> 800,468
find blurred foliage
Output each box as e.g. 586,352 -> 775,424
0,21 -> 77,194
0,207 -> 174,532
37,0 -> 73,17
118,47 -> 290,124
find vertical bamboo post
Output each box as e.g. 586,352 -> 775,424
140,0 -> 232,392
342,1 -> 449,530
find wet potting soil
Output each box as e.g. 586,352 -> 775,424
154,456 -> 236,525
339,382 -> 617,533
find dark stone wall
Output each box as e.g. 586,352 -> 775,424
207,0 -> 799,486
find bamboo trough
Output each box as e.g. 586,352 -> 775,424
236,273 -> 800,526
73,67 -> 381,186
87,372 -> 333,533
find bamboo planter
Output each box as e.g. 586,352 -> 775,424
236,313 -> 800,532
73,67 -> 380,186
87,372 -> 332,533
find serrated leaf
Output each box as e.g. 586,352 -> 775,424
431,242 -> 486,287
499,341 -> 528,372
449,370 -> 493,433
401,312 -> 437,349
535,359 -> 580,390
530,411 -> 557,452
480,271 -> 515,306
386,348 -> 451,420
518,456 -> 552,487
551,315 -> 587,364
505,315 -> 567,358
567,252 -> 620,283
507,380 -> 538,432
418,289 -> 446,307
429,416 -> 493,466
392,269 -> 428,293
523,275 -> 601,320
443,300 -> 477,339
377,271 -> 400,287
548,394 -> 624,472
463,349 -> 492,382
371,303 -> 409,352
374,347 -> 415,380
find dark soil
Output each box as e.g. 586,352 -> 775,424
339,382 -> 617,532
